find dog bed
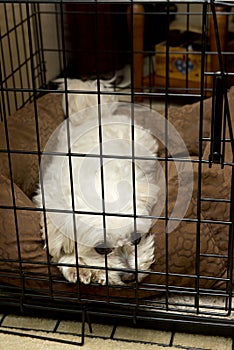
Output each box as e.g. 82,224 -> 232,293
0,90 -> 233,301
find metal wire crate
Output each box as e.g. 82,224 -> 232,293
1,0 -> 234,345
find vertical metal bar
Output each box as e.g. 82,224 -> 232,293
211,0 -> 234,160
210,1 -> 234,314
33,3 -> 47,88
127,2 -> 144,101
85,311 -> 93,334
226,163 -> 234,315
131,100 -> 139,309
19,4 -> 31,105
221,90 -> 227,169
130,18 -> 140,309
0,94 -> 3,122
185,3 -> 190,90
195,0 -> 208,313
80,307 -> 86,346
25,2 -> 54,297
209,4 -> 231,311
210,1 -> 226,75
3,3 -> 18,113
128,0 -> 140,306
210,2 -> 232,165
0,59 -> 25,304
210,75 -> 224,164
55,3 -> 62,74
128,1 -> 135,105
0,11 -> 11,117
59,1 -> 81,296
164,0 -> 171,311
93,1 -> 110,297
11,3 -> 25,106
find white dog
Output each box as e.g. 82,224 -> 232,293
34,79 -> 159,285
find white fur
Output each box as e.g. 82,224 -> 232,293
34,79 -> 158,285
55,78 -> 118,116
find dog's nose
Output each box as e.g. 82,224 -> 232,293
120,272 -> 136,284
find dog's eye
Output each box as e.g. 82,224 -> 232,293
95,243 -> 112,255
131,232 -> 141,245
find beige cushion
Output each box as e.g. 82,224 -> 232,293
0,93 -> 65,198
0,89 -> 233,298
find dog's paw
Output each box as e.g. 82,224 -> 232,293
92,271 -> 106,285
79,268 -> 92,284
62,266 -> 78,283
97,277 -> 106,285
